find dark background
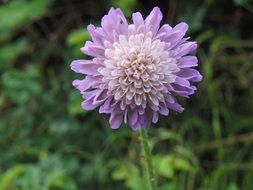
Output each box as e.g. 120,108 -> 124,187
0,0 -> 253,189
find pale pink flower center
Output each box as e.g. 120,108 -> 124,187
99,32 -> 180,110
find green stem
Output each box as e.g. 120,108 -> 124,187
139,129 -> 158,190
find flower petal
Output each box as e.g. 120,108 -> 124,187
171,83 -> 196,97
133,12 -> 144,25
81,41 -> 105,57
178,56 -> 198,68
99,97 -> 113,113
128,109 -> 138,126
87,24 -> 106,46
175,42 -> 197,56
72,76 -> 100,93
152,111 -> 159,123
109,113 -> 123,129
101,8 -> 128,41
166,102 -> 184,113
177,68 -> 203,82
71,60 -> 100,75
158,103 -> 169,116
145,7 -> 163,36
173,22 -> 188,37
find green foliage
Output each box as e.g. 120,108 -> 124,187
0,38 -> 30,65
0,0 -> 53,40
0,0 -> 253,190
2,65 -> 41,104
66,29 -> 90,47
234,0 -> 250,6
154,154 -> 196,178
0,165 -> 26,190
111,0 -> 136,17
0,157 -> 78,190
178,2 -> 206,32
112,161 -> 147,190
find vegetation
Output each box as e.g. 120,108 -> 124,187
0,0 -> 252,189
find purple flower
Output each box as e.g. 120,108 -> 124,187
71,7 -> 202,130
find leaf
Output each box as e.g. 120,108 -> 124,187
196,30 -> 215,45
112,161 -> 147,190
233,0 -> 249,6
154,154 -> 174,178
111,0 -> 136,17
178,4 -> 206,32
46,171 -> 78,190
0,38 -> 30,67
14,166 -> 40,190
0,165 -> 26,190
210,35 -> 233,55
68,91 -> 84,116
154,154 -> 195,178
0,0 -> 53,39
66,29 -> 90,46
226,183 -> 239,190
49,117 -> 81,136
2,65 -> 41,104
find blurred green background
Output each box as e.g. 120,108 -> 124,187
0,0 -> 253,189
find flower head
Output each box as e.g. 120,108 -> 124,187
71,7 -> 202,130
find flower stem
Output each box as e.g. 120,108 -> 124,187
139,129 -> 158,190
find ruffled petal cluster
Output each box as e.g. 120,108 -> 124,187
71,7 -> 202,130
